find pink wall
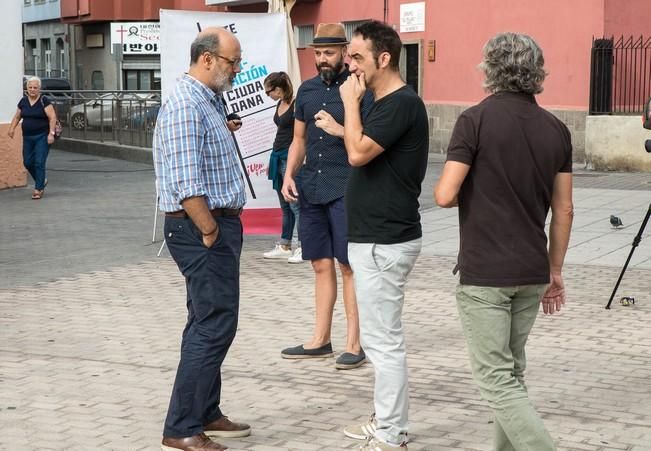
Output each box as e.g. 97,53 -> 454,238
292,0 -> 384,83
292,0 -> 606,109
385,0 -> 604,109
61,0 -> 222,21
605,0 -> 651,37
291,0 -> 384,25
604,0 -> 651,110
0,125 -> 26,189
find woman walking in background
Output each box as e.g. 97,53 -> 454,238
263,71 -> 304,263
7,76 -> 57,200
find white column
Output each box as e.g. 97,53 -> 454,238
0,0 -> 26,188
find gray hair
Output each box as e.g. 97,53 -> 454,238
190,33 -> 220,64
479,32 -> 546,95
26,75 -> 41,87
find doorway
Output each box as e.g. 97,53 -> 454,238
399,41 -> 422,96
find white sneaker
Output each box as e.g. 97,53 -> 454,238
358,437 -> 407,450
287,247 -> 304,264
263,244 -> 292,259
344,413 -> 376,440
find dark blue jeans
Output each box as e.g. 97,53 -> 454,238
22,133 -> 49,190
277,159 -> 300,246
163,215 -> 243,438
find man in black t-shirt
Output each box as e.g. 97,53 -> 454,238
435,33 -> 574,451
340,21 -> 428,451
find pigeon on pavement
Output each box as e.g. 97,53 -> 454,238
610,215 -> 623,228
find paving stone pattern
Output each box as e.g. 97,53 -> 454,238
0,150 -> 650,450
1,247 -> 651,450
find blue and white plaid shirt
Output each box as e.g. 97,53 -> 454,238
154,74 -> 246,212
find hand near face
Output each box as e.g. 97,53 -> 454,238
340,73 -> 366,104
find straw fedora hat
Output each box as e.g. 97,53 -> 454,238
310,23 -> 349,47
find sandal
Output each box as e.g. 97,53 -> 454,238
31,190 -> 43,200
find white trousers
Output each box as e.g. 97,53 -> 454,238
348,238 -> 421,445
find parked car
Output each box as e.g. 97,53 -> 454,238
69,93 -> 160,130
126,104 -> 160,130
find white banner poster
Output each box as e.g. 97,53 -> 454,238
160,10 -> 288,216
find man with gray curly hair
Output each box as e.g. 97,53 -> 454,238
435,32 -> 574,450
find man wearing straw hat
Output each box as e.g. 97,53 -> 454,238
281,23 -> 371,370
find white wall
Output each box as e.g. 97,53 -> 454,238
23,0 -> 61,23
0,0 -> 23,123
586,116 -> 651,172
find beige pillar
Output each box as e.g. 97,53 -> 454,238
0,1 -> 26,189
586,116 -> 651,172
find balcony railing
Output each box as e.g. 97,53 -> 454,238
590,36 -> 651,115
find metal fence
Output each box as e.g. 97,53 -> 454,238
41,90 -> 161,148
590,36 -> 651,115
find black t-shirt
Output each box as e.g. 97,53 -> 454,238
18,95 -> 51,136
272,99 -> 295,151
346,85 -> 429,244
446,91 -> 573,287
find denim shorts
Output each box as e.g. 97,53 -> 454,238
299,196 -> 349,264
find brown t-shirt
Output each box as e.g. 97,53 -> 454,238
446,91 -> 572,287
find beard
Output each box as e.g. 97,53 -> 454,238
211,70 -> 234,94
316,58 -> 344,84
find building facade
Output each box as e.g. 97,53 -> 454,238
23,0 -> 73,80
20,0 -> 651,168
215,0 -> 651,165
57,0 -> 224,90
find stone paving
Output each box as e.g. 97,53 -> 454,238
420,188 -> 651,268
1,246 -> 651,451
1,149 -> 650,450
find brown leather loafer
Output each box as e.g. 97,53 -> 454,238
204,415 -> 251,438
161,432 -> 227,451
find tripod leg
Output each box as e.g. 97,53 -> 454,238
606,204 -> 651,309
606,248 -> 636,309
157,239 -> 167,257
153,194 -> 159,243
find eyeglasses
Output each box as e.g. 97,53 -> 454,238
212,53 -> 242,68
265,87 -> 275,96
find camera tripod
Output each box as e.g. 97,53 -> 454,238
605,203 -> 651,309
